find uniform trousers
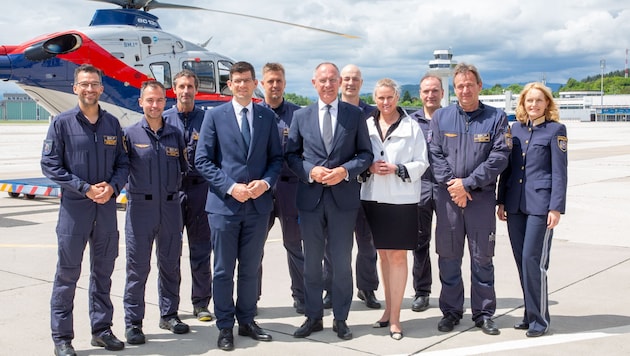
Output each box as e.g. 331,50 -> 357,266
179,178 -> 212,308
51,204 -> 119,344
413,200 -> 434,296
507,212 -> 553,333
124,197 -> 183,327
209,202 -> 269,330
435,188 -> 496,322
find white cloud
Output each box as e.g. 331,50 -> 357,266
0,0 -> 628,96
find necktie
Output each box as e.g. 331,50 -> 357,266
322,104 -> 333,153
241,107 -> 251,150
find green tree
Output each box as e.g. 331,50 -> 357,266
284,93 -> 312,106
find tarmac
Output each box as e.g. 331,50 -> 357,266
1,120 -> 629,356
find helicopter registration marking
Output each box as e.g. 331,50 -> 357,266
123,41 -> 138,48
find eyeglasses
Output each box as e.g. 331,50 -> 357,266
75,82 -> 102,89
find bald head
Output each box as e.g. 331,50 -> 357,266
340,64 -> 364,105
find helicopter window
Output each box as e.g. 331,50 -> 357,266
182,60 -> 216,93
218,60 -> 233,95
141,36 -> 152,44
149,62 -> 172,89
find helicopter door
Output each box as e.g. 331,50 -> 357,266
182,60 -> 216,93
149,62 -> 173,88
218,60 -> 233,95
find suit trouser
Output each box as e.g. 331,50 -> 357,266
435,188 -> 496,322
507,212 -> 552,333
51,206 -> 119,344
180,178 -> 212,308
323,204 -> 378,292
301,189 -> 357,321
209,206 -> 269,330
413,201 -> 434,296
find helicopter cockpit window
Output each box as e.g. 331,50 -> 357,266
218,60 -> 233,95
149,62 -> 172,89
182,60 -> 216,93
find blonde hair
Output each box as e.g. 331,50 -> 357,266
515,82 -> 559,124
372,78 -> 401,101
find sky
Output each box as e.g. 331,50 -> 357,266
0,0 -> 629,97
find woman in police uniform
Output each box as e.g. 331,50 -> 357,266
497,82 -> 568,338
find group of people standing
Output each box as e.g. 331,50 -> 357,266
42,59 -> 567,356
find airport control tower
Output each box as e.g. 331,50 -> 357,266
428,49 -> 456,107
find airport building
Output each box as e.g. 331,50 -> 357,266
0,93 -> 51,121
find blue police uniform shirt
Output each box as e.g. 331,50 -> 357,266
259,99 -> 301,180
124,117 -> 187,197
428,101 -> 511,192
498,117 -> 568,215
163,106 -> 205,178
410,109 -> 439,205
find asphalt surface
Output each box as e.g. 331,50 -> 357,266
1,121 -> 629,355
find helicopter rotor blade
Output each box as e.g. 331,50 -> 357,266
88,0 -> 360,39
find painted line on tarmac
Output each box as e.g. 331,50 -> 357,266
412,325 -> 630,355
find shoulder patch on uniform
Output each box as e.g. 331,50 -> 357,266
505,129 -> 513,150
103,135 -> 117,145
557,135 -> 568,152
42,139 -> 53,155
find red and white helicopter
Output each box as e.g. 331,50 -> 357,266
0,0 -> 357,127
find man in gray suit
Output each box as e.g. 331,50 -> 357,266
286,62 -> 373,340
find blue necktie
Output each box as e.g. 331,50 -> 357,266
322,104 -> 333,153
241,107 -> 251,150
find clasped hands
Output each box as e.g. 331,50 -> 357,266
447,178 -> 472,208
231,180 -> 268,203
310,166 -> 347,186
86,182 -> 114,204
369,160 -> 395,176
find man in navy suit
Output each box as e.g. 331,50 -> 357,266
195,61 -> 283,351
286,62 -> 373,340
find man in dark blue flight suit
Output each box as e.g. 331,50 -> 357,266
123,80 -> 188,345
428,63 -> 511,336
410,74 -> 444,313
42,64 -> 129,356
259,62 -> 305,314
163,70 -> 214,322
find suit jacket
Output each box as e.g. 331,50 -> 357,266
285,101 -> 373,211
497,120 -> 568,215
194,101 -> 283,215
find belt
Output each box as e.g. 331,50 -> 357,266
135,194 -> 175,201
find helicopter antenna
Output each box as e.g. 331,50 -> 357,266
200,36 -> 213,48
88,0 -> 360,39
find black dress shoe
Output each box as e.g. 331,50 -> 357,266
293,317 -> 323,338
217,328 -> 235,351
125,325 -> 146,345
526,329 -> 546,337
357,290 -> 381,309
514,321 -> 529,330
476,319 -> 500,335
293,299 -> 305,314
54,342 -> 76,356
238,321 -> 272,341
437,314 -> 460,332
411,295 -> 430,312
332,319 -> 353,340
91,329 -> 125,351
323,291 -> 332,309
159,316 -> 190,334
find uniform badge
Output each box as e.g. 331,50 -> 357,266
165,146 -> 180,157
103,135 -> 117,145
283,127 -> 289,137
474,133 -> 490,143
427,130 -> 432,143
134,143 -> 150,148
192,130 -> 199,141
445,133 -> 458,138
42,139 -> 53,155
505,127 -> 513,149
122,136 -> 128,153
557,136 -> 568,152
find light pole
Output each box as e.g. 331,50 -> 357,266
600,59 -> 606,121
